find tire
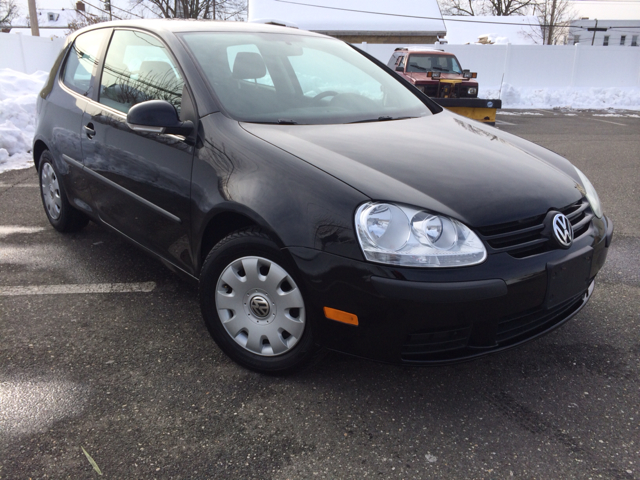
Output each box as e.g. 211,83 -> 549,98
200,227 -> 318,374
38,150 -> 90,233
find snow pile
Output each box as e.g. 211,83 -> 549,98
443,15 -> 539,45
0,68 -> 48,173
477,34 -> 511,45
482,84 -> 640,110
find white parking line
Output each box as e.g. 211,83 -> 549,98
0,183 -> 39,187
0,226 -> 46,238
496,120 -> 517,126
0,282 -> 156,296
591,118 -> 627,127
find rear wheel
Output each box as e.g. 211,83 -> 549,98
38,151 -> 89,232
200,228 -> 317,374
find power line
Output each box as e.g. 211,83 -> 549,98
80,0 -> 124,20
106,3 -> 145,18
274,0 -> 640,30
80,0 -> 148,20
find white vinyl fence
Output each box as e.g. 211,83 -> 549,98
356,43 -> 640,89
0,34 -> 65,74
2,32 -> 639,91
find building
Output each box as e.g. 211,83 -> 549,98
248,0 -> 447,44
569,19 -> 640,46
7,7 -> 89,37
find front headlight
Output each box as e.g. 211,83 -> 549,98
574,167 -> 603,218
355,202 -> 487,267
468,87 -> 477,95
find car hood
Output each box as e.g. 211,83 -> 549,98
240,111 -> 583,228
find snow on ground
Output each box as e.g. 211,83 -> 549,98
0,68 -> 639,174
483,84 -> 640,111
0,69 -> 48,173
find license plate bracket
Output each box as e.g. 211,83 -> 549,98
545,246 -> 593,309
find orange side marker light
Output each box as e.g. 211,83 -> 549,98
324,307 -> 358,326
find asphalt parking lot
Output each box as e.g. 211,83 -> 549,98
1,110 -> 639,479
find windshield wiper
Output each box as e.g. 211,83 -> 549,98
431,66 -> 449,72
276,119 -> 298,125
349,116 -> 417,124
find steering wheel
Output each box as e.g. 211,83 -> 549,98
312,91 -> 339,103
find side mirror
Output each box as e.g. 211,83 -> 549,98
126,100 -> 194,136
395,65 -> 404,72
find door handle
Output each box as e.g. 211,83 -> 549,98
84,123 -> 96,139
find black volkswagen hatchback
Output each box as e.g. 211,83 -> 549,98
34,20 -> 613,373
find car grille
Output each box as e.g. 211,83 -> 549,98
476,198 -> 593,258
496,290 -> 585,344
400,288 -> 588,362
421,84 -> 473,98
401,325 -> 472,358
422,85 -> 439,97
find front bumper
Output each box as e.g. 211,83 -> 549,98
287,214 -> 613,365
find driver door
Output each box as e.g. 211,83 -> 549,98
81,29 -> 196,274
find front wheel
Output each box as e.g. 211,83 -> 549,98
200,228 -> 318,374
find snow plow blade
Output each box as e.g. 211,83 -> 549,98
433,98 -> 502,126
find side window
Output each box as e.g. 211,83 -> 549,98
397,56 -> 406,68
62,29 -> 108,96
99,30 -> 184,114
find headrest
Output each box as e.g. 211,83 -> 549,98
232,52 -> 267,80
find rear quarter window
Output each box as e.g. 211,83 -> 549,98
62,29 -> 109,96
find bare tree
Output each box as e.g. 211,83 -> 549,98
66,10 -> 106,34
514,0 -> 575,44
439,0 -> 574,44
439,0 -> 536,16
439,0 -> 479,16
534,0 -> 575,44
1,0 -> 18,26
486,0 -> 536,16
131,0 -> 246,20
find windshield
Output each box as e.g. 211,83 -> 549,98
180,32 -> 432,125
406,54 -> 462,74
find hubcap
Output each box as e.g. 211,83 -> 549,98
249,294 -> 271,318
215,256 -> 305,356
41,162 -> 62,220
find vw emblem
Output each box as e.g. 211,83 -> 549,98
250,295 -> 271,318
552,213 -> 573,248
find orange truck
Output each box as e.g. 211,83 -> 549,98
388,47 -> 501,125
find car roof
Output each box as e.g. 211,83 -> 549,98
71,18 -> 328,41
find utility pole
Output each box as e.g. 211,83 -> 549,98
28,0 -> 40,36
104,0 -> 112,20
588,19 -> 607,46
